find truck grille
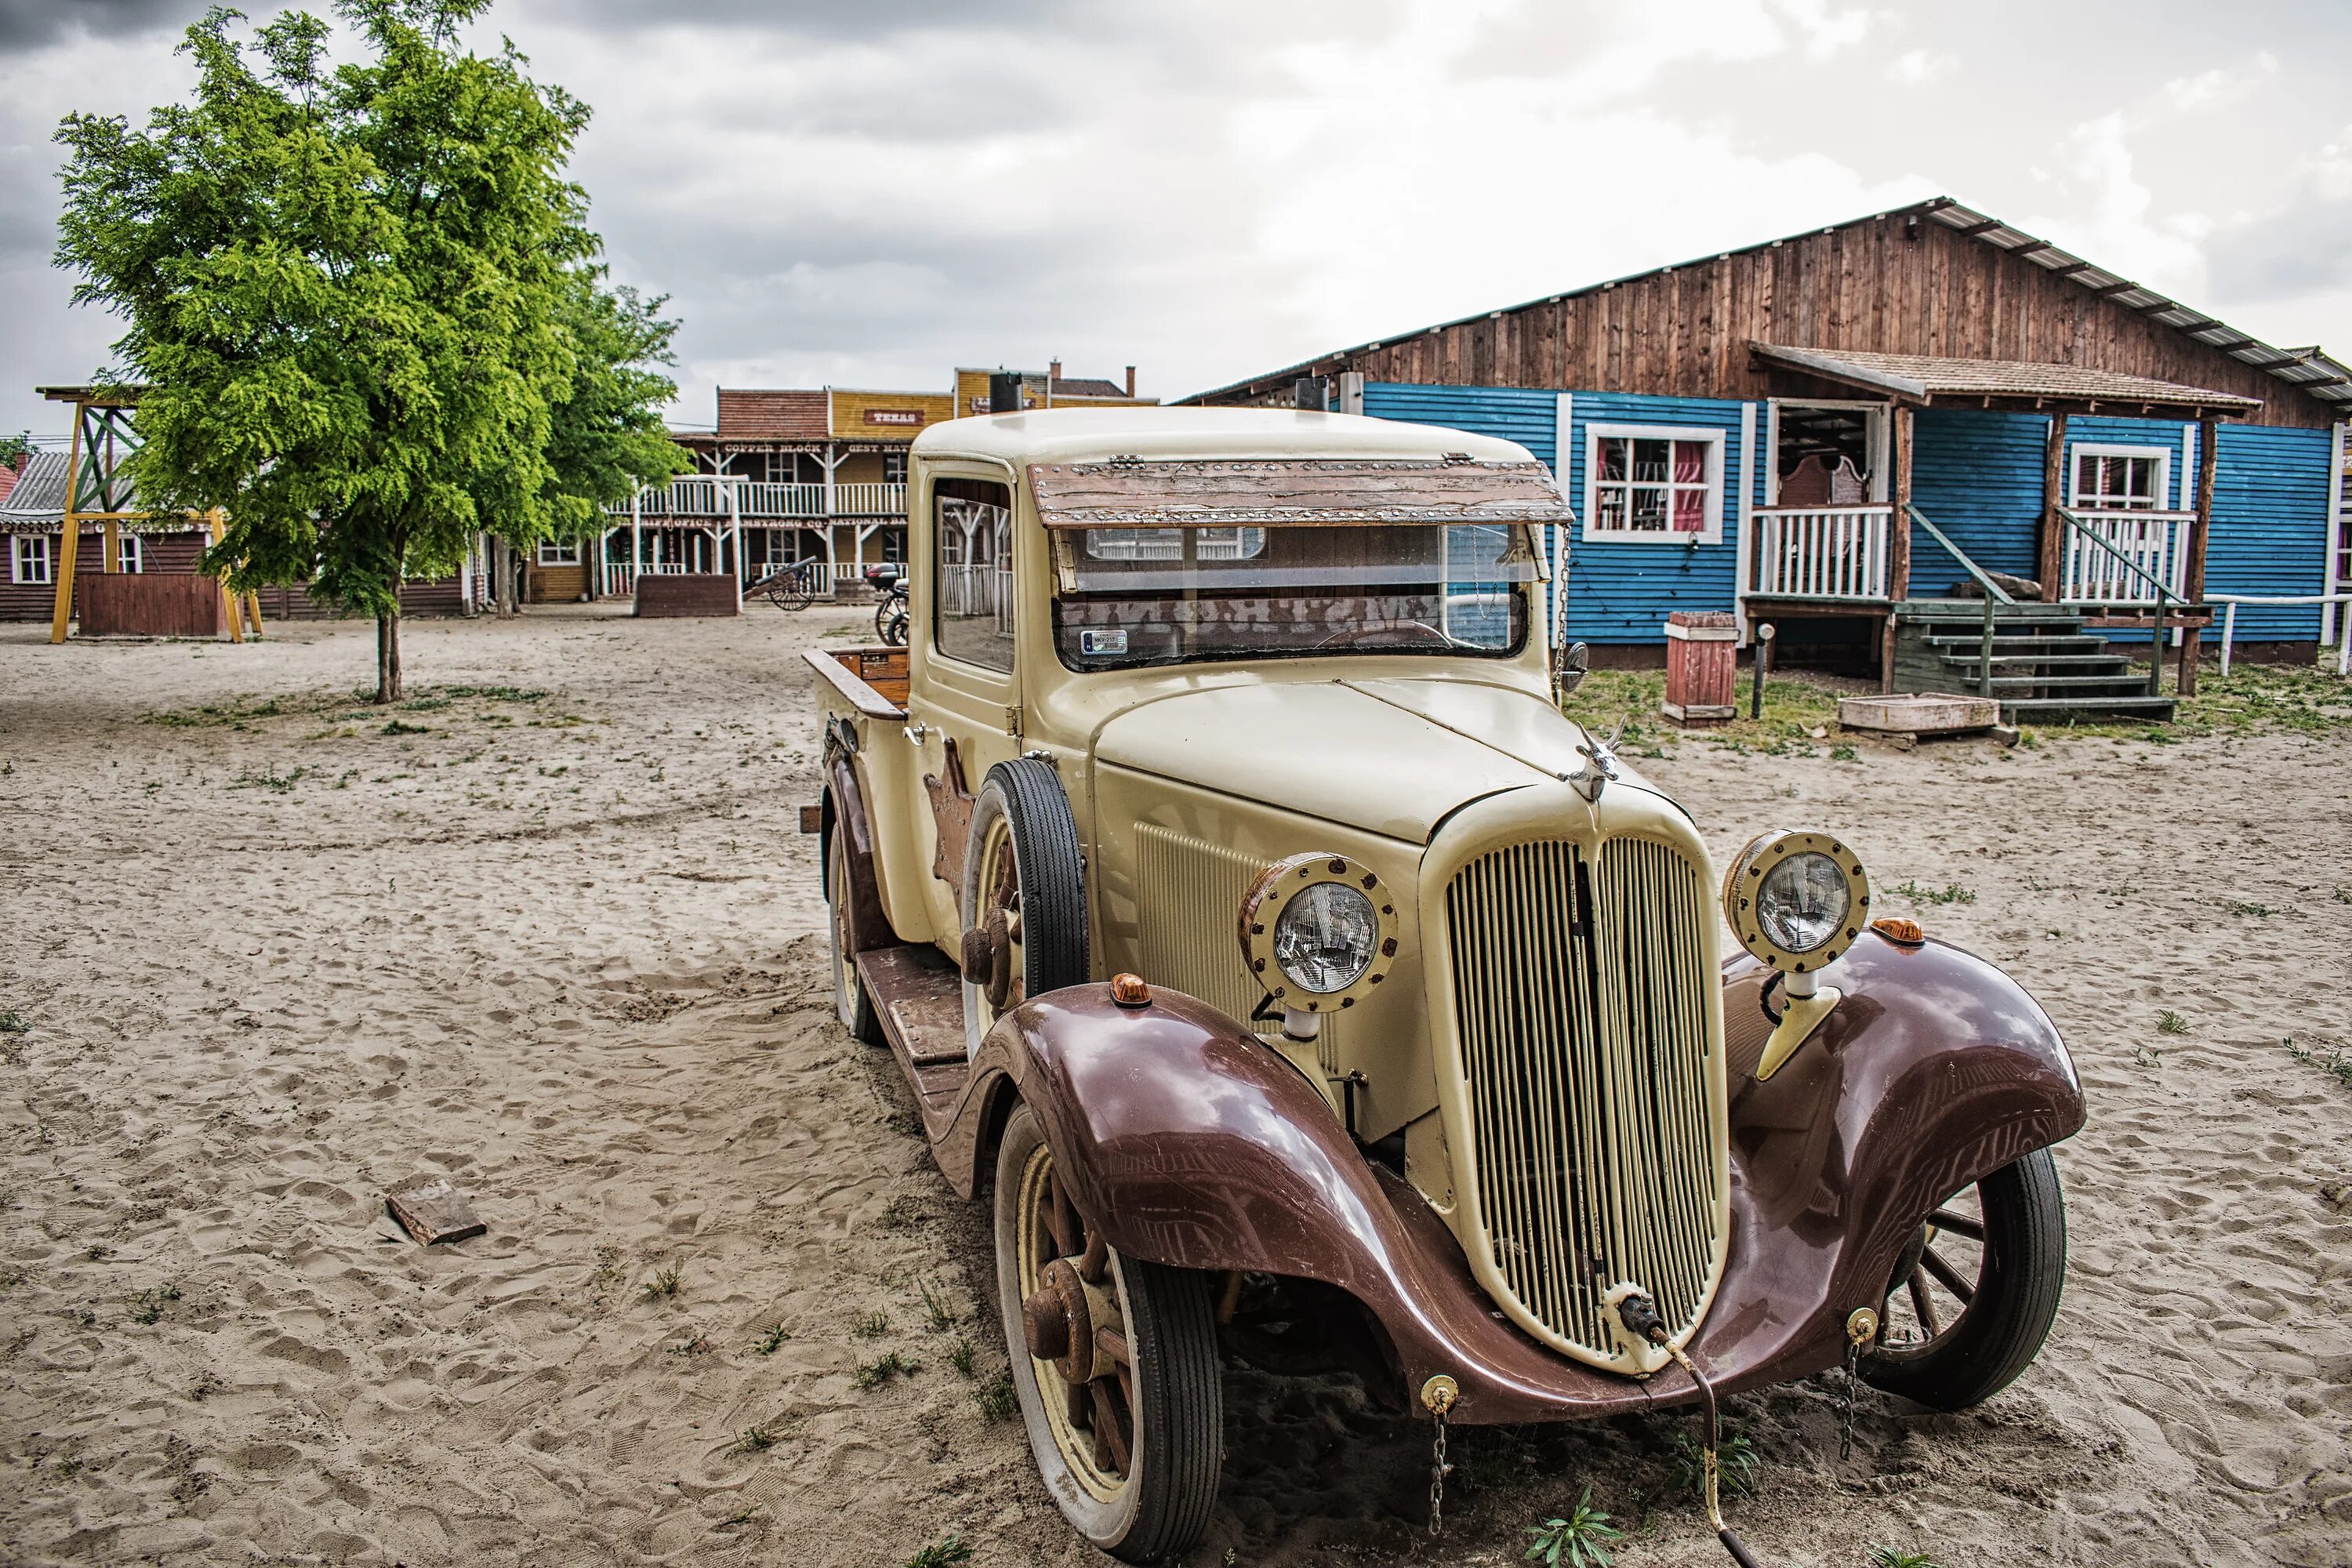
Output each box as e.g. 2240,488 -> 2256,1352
1443,833 -> 1724,1359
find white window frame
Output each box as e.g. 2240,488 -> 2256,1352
118,532 -> 143,574
1583,423 -> 1726,544
537,540 -> 582,565
2069,443 -> 2172,512
12,534 -> 52,585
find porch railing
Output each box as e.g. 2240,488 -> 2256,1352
615,478 -> 908,521
1749,505 -> 1892,600
1907,504 -> 2010,699
2058,508 -> 2191,604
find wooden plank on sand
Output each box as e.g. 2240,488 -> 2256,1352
387,1180 -> 486,1246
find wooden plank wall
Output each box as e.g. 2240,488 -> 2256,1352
1316,218 -> 2332,430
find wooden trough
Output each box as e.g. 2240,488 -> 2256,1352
633,573 -> 739,618
1837,691 -> 2000,737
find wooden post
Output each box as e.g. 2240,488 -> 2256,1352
1880,402 -> 1915,693
243,590 -> 265,640
209,509 -> 242,643
103,520 -> 120,575
2180,416 -> 2219,695
49,408 -> 85,643
2038,411 -> 2068,594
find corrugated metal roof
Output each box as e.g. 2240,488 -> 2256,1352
1749,343 -> 2262,412
715,389 -> 828,441
0,450 -> 74,524
1181,195 -> 2352,414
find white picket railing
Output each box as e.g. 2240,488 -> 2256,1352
2060,509 -> 2190,605
1750,506 -> 1891,600
617,478 -> 907,521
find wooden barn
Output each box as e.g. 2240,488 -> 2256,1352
1187,196 -> 2352,720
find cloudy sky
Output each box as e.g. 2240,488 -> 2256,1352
2,0 -> 2347,441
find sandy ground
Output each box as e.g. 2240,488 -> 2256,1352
0,607 -> 2346,1568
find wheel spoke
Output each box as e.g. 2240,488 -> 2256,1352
1094,1326 -> 1131,1367
1089,1378 -> 1132,1475
1919,1244 -> 1977,1306
1907,1268 -> 1940,1338
1927,1207 -> 1985,1241
1044,1171 -> 1078,1260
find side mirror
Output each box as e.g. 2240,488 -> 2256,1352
1552,639 -> 1590,702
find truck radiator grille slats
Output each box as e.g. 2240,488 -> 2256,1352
1134,823 -> 1339,1072
1443,834 -> 1722,1358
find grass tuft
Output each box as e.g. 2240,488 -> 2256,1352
946,1337 -> 977,1378
971,1370 -> 1016,1421
754,1322 -> 789,1356
2156,1009 -> 2190,1037
1869,1549 -> 1945,1568
1891,880 -> 1975,906
2286,1037 -> 2352,1089
129,1283 -> 182,1325
726,1425 -> 776,1455
919,1279 -> 956,1333
379,720 -> 431,736
855,1351 -> 919,1390
903,1538 -> 973,1568
642,1265 -> 684,1299
0,1010 -> 29,1035
1668,1427 -> 1759,1499
1525,1485 -> 1624,1567
851,1310 -> 889,1341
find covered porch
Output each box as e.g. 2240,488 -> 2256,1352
1737,344 -> 2263,709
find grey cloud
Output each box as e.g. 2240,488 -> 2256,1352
0,0 -> 206,53
2205,190 -> 2352,304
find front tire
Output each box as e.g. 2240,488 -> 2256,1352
993,1103 -> 1221,1562
1859,1148 -> 2067,1410
960,759 -> 1087,1055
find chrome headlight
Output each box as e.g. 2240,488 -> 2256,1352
1721,830 -> 1870,973
1240,852 -> 1399,1014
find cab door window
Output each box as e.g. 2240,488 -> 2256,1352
935,477 -> 1015,671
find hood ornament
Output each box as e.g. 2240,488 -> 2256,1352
1565,728 -> 1620,803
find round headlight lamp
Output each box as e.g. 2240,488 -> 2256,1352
1721,830 -> 1870,973
1239,852 -> 1400,1013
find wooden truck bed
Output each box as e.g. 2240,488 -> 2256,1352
804,645 -> 909,717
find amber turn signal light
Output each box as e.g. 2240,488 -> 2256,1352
1109,973 -> 1152,1009
1871,917 -> 1925,946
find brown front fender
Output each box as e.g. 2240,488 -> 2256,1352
945,931 -> 2084,1425
821,750 -> 894,956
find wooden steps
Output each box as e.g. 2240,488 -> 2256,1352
1892,598 -> 2175,724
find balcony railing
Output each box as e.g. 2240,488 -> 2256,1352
2058,508 -> 2191,605
612,477 -> 907,521
1749,505 -> 1892,601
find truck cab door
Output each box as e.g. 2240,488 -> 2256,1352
905,470 -> 1023,947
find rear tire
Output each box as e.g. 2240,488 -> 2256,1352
1859,1148 -> 2067,1410
826,825 -> 884,1046
993,1103 -> 1221,1562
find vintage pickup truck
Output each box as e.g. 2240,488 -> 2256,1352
804,408 -> 2082,1563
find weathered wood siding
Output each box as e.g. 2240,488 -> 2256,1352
78,573 -> 228,637
1294,217 -> 2333,430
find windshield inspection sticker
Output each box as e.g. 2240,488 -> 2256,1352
1080,629 -> 1130,655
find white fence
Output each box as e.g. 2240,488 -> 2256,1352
619,478 -> 906,521
2059,509 -> 2191,605
1750,506 -> 1891,600
2214,592 -> 2352,678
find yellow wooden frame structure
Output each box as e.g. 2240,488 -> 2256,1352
40,386 -> 263,644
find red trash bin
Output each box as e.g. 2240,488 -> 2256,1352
1663,611 -> 1738,725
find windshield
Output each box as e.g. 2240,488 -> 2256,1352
1051,522 -> 1537,670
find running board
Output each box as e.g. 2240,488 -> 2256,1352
856,943 -> 968,1067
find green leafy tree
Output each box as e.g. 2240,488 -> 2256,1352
54,1 -> 685,698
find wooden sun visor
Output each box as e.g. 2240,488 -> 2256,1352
1026,459 -> 1572,528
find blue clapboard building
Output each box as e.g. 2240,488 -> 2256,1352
1187,198 -> 2352,721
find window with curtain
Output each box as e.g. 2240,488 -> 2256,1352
2071,447 -> 2169,511
1585,426 -> 1722,542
